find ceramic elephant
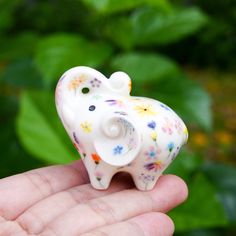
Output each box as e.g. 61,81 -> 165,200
55,66 -> 188,191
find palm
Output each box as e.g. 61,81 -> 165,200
0,160 -> 187,236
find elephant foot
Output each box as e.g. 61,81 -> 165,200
89,171 -> 113,190
132,173 -> 161,191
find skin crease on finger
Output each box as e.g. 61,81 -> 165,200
80,212 -> 175,236
15,173 -> 135,234
0,161 -> 89,221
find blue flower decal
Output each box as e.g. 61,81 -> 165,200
167,142 -> 174,152
147,121 -> 156,129
113,145 -> 123,155
160,103 -> 171,111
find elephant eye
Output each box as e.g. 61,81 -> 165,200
81,87 -> 90,94
89,105 -> 96,111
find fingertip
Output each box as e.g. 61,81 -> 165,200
157,213 -> 175,236
131,212 -> 175,236
150,174 -> 188,212
164,174 -> 188,204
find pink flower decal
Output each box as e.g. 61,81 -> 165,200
175,119 -> 183,134
162,117 -> 174,135
95,171 -> 103,182
139,173 -> 155,190
145,146 -> 161,160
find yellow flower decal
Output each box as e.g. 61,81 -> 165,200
151,131 -> 157,142
68,74 -> 87,91
183,126 -> 188,135
134,104 -> 157,117
80,121 -> 92,133
154,160 -> 164,170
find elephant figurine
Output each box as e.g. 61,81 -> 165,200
55,66 -> 188,191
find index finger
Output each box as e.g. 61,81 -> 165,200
0,160 -> 88,220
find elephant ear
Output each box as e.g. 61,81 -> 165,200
94,115 -> 141,167
55,66 -> 108,129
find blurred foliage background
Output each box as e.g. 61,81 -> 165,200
0,0 -> 235,235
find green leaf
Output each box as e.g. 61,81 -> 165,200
132,7 -> 208,45
34,34 -> 113,85
0,95 -> 44,178
145,0 -> 172,13
0,58 -> 43,89
104,17 -> 135,50
0,32 -> 39,62
82,0 -> 172,14
105,7 -> 207,48
0,123 -> 44,178
16,90 -> 78,164
169,173 -> 228,232
0,0 -> 20,31
82,0 -> 144,14
111,52 -> 179,83
176,229 -> 227,236
203,163 -> 236,223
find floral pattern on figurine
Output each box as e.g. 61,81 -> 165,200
147,120 -> 156,129
73,132 -> 86,158
92,153 -> 101,166
160,103 -> 171,111
68,74 -> 87,92
90,78 -> 101,87
167,142 -> 175,152
139,173 -> 155,190
80,121 -> 92,133
150,131 -> 157,142
144,160 -> 164,172
113,145 -> 123,155
162,117 -> 174,135
105,99 -> 125,108
55,66 -> 188,191
144,146 -> 161,161
134,104 -> 157,117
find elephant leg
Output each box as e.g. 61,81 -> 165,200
132,172 -> 161,191
88,169 -> 114,190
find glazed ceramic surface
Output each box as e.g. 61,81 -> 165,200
55,66 -> 188,190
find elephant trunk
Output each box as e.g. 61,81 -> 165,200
94,115 -> 141,167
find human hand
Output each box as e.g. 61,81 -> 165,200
0,160 -> 188,236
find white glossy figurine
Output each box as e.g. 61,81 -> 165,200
55,66 -> 188,190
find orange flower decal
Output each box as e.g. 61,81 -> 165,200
68,74 -> 87,92
92,153 -> 101,165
